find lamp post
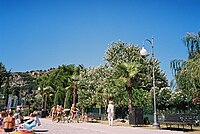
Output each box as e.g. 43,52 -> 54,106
140,35 -> 159,128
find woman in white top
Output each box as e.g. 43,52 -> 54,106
107,101 -> 114,126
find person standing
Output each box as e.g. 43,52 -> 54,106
107,100 -> 114,126
57,105 -> 63,123
51,105 -> 57,122
70,104 -> 76,119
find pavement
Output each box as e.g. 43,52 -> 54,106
33,118 -> 185,134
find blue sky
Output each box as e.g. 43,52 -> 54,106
0,0 -> 200,83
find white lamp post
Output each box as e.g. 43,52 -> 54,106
140,35 -> 159,128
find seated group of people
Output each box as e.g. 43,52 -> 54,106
0,107 -> 41,133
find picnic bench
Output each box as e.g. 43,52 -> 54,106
159,114 -> 197,131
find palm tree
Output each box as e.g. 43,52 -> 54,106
71,65 -> 84,105
64,86 -> 73,108
43,86 -> 55,112
184,32 -> 200,59
104,41 -> 168,115
171,31 -> 200,75
115,62 -> 141,114
37,75 -> 48,109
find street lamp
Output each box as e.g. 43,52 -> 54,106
140,35 -> 159,128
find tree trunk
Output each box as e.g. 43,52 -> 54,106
127,86 -> 133,115
126,77 -> 133,115
5,93 -> 9,108
42,95 -> 44,109
44,94 -> 48,117
64,95 -> 67,109
73,81 -> 78,105
44,94 -> 47,112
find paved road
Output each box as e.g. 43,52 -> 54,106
34,118 -> 184,134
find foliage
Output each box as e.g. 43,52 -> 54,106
170,89 -> 193,113
184,32 -> 200,59
78,65 -> 112,108
36,64 -> 85,110
156,87 -> 172,111
1,39 -> 169,117
104,41 -> 168,115
37,65 -> 69,109
104,41 -> 142,67
0,62 -> 10,90
176,53 -> 200,93
131,88 -> 149,108
170,31 -> 200,112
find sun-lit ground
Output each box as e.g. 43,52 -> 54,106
1,118 -> 200,133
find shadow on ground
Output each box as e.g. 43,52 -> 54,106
160,127 -> 197,132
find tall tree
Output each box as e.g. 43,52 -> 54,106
184,32 -> 200,59
64,64 -> 84,106
170,31 -> 200,111
104,41 -> 168,115
0,62 -> 10,90
104,41 -> 142,67
0,62 -> 12,106
114,62 -> 141,114
71,65 -> 84,105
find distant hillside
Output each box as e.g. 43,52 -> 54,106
10,68 -> 56,88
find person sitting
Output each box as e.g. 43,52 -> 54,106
23,111 -> 41,130
0,111 -> 6,129
2,110 -> 15,133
